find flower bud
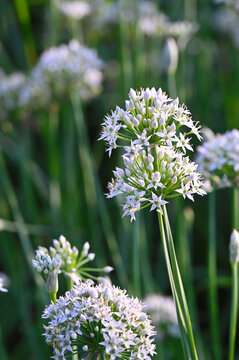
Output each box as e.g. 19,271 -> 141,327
88,253 -> 95,261
103,266 -> 113,273
129,88 -> 136,100
45,267 -> 60,295
229,229 -> 239,263
161,38 -> 178,75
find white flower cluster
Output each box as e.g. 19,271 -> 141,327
32,247 -> 62,278
196,128 -> 239,191
42,281 -> 156,360
58,1 -> 91,19
33,235 -> 113,282
0,70 -> 27,120
93,0 -> 198,41
20,39 -> 103,112
143,294 -> 179,340
0,272 -> 9,293
100,87 -> 205,220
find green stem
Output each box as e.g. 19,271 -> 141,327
49,292 -> 57,304
157,211 -> 189,359
160,206 -> 199,360
233,187 -> 239,230
132,213 -> 141,297
208,192 -> 221,360
229,263 -> 238,360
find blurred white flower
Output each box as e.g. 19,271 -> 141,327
196,128 -> 239,191
58,1 -> 91,19
19,39 -> 103,113
143,293 -> 179,340
161,37 -> 179,75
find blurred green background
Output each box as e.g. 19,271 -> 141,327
0,0 -> 238,359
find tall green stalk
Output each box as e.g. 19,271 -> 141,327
208,191 -> 221,360
233,187 -> 239,230
132,213 -> 141,297
228,262 -> 238,360
158,205 -> 199,360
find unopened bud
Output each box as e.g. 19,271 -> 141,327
45,267 -> 60,295
161,37 -> 178,75
103,266 -> 113,273
229,229 -> 239,263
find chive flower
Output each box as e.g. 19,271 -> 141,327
196,128 -> 239,191
100,88 -> 205,221
42,281 -> 156,360
32,235 -> 113,286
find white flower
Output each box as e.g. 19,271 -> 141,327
149,193 -> 168,214
19,40 -> 103,113
42,282 -> 156,359
58,1 -> 91,20
100,87 -> 202,157
196,128 -> 239,191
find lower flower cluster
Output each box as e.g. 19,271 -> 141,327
42,281 -> 156,360
108,144 -> 205,221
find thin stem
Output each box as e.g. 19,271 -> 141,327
157,212 -> 189,359
49,292 -> 57,304
229,263 -> 238,360
208,192 -> 221,360
162,206 -> 199,360
233,187 -> 239,230
132,213 -> 141,297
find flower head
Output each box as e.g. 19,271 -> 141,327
42,281 -> 156,360
58,1 -> 91,20
196,128 -> 239,191
100,87 -> 202,157
100,88 -> 205,220
19,40 -> 103,113
32,235 -> 113,284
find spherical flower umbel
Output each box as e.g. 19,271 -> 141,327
196,128 -> 239,191
19,39 -> 103,113
42,281 -> 156,360
100,88 -> 205,220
